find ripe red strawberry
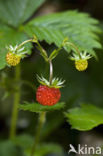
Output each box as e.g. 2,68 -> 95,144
36,85 -> 61,106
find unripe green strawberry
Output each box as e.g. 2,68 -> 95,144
75,59 -> 88,71
6,52 -> 21,66
36,85 -> 61,106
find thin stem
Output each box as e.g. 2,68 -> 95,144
16,39 -> 33,50
9,64 -> 21,139
30,112 -> 46,156
16,37 -> 48,62
49,60 -> 53,85
30,57 -> 53,156
66,42 -> 81,59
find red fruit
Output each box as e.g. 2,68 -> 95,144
36,85 -> 61,106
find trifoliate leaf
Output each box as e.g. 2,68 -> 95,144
19,102 -> 65,113
65,104 -> 103,131
37,75 -> 65,88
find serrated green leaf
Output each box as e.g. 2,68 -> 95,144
25,143 -> 64,156
24,25 -> 65,47
0,0 -> 45,27
0,23 -> 32,69
24,10 -> 102,55
19,102 -> 65,112
65,104 -> 103,131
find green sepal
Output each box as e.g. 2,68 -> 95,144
69,51 -> 92,61
37,75 -> 65,88
6,45 -> 28,58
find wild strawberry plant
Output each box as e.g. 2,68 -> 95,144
0,0 -> 103,156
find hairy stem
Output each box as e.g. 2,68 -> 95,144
30,112 -> 46,156
10,64 -> 21,139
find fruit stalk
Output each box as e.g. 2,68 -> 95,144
10,64 -> 21,139
16,39 -> 33,50
49,60 -> 53,85
66,42 -> 81,59
30,60 -> 53,156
